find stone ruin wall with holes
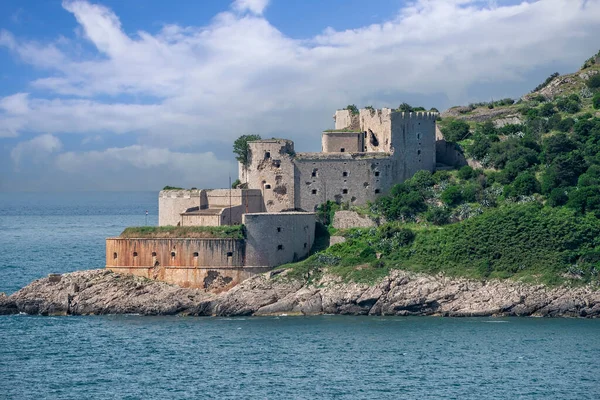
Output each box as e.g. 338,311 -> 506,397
106,212 -> 316,292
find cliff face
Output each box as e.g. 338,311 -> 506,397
1,269 -> 599,318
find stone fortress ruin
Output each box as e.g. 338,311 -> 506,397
106,107 -> 438,291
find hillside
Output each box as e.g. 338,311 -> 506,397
282,50 -> 600,288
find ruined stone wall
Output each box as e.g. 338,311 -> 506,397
359,108 -> 393,153
321,131 -> 364,153
105,238 -> 270,291
334,110 -> 360,131
293,154 -> 395,212
159,190 -> 201,226
181,213 -> 221,227
241,140 -> 296,212
332,210 -> 377,229
389,112 -> 437,181
205,189 -> 262,210
243,212 -> 316,267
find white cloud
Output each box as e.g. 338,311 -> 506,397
1,0 -> 600,190
232,0 -> 270,15
10,134 -> 62,167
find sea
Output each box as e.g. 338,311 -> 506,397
1,192 -> 599,399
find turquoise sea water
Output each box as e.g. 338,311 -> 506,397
1,192 -> 599,399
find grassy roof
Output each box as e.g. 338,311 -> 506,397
120,225 -> 244,239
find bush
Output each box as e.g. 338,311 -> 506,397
462,183 -> 480,203
441,185 -> 464,206
539,103 -> 557,117
458,165 -> 476,180
587,74 -> 600,90
567,186 -> 600,217
556,117 -> 575,132
510,172 -> 541,196
467,135 -> 492,160
475,121 -> 497,137
441,120 -> 471,142
556,97 -> 581,114
373,183 -> 427,221
542,133 -> 577,164
346,104 -> 359,115
547,188 -> 568,207
593,94 -> 600,110
433,170 -> 451,183
408,170 -> 435,191
425,207 -> 450,225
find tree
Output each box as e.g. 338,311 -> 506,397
539,103 -> 557,117
346,104 -> 359,115
441,120 -> 471,142
458,165 -> 476,180
567,186 -> 600,217
233,134 -> 262,166
407,170 -> 434,191
467,135 -> 492,160
541,152 -> 588,193
542,133 -> 577,164
397,103 -> 414,112
475,121 -> 497,137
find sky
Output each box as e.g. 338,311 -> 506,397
1,0 -> 599,192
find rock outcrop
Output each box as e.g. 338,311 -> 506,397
1,269 -> 599,317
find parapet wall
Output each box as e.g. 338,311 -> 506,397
158,190 -> 202,226
105,237 -> 268,291
244,212 -> 316,267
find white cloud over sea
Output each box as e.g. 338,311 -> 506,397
1,0 -> 600,190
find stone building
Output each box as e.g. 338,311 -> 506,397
239,107 -> 437,212
107,106 -> 437,291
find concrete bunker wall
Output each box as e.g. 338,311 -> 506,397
159,190 -> 201,226
294,155 -> 395,212
243,212 -> 316,267
241,140 -> 296,212
105,237 -> 267,291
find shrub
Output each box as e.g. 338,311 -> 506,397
373,183 -> 427,221
408,170 -> 435,191
441,185 -> 463,206
458,165 -> 476,180
424,207 -> 450,225
539,103 -> 557,117
587,74 -> 600,90
231,179 -> 241,189
510,172 -> 541,196
162,185 -> 184,190
475,121 -> 497,137
542,133 -> 577,164
432,170 -> 451,183
441,120 -> 471,142
593,93 -> 600,110
467,135 -> 492,160
346,104 -> 359,115
556,117 -> 575,132
547,188 -> 568,207
556,97 -> 581,114
567,186 -> 600,217
462,183 -> 480,203
498,124 -> 525,136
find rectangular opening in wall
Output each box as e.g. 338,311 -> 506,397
311,169 -> 318,177
342,171 -> 348,177
113,252 -> 117,259
342,189 -> 348,194
227,252 -> 233,257
265,184 -> 271,189
304,243 -> 307,248
277,227 -> 281,232
265,151 -> 271,159
375,189 -> 381,194
152,252 -> 157,257
193,252 -> 199,257
277,245 -> 283,250
374,171 -> 380,176
312,189 -> 317,195
133,252 -> 138,257
340,148 -> 345,152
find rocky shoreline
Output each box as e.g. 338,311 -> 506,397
1,269 -> 599,317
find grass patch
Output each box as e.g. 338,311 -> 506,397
120,225 -> 245,239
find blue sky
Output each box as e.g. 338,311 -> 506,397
1,0 -> 599,191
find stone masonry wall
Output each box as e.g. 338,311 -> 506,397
321,131 -> 364,153
332,210 -> 377,229
389,112 -> 437,181
334,110 -> 360,131
159,190 -> 201,226
243,212 -> 316,267
105,237 -> 270,291
294,154 -> 395,212
241,140 -> 296,212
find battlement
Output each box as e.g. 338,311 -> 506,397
159,189 -> 201,198
391,111 -> 439,120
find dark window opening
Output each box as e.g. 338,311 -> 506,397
311,169 -> 318,177
152,252 -> 157,257
370,130 -> 379,146
374,171 -> 380,177
277,245 -> 283,250
304,243 -> 307,249
265,151 -> 271,159
417,149 -> 421,155
375,189 -> 381,194
342,189 -> 348,194
133,252 -> 138,257
364,132 -> 367,138
273,160 -> 281,168
265,184 -> 271,189
342,171 -> 348,177
193,252 -> 199,257
312,189 -> 317,194
340,148 -> 345,152
227,252 -> 233,257
113,252 -> 117,259
277,227 -> 282,232
171,251 -> 176,257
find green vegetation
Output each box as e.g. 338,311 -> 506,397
532,72 -> 559,93
120,225 -> 245,239
233,134 -> 262,166
162,186 -> 185,190
396,103 -> 427,113
281,51 -> 600,287
346,104 -> 359,115
231,179 -> 241,189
